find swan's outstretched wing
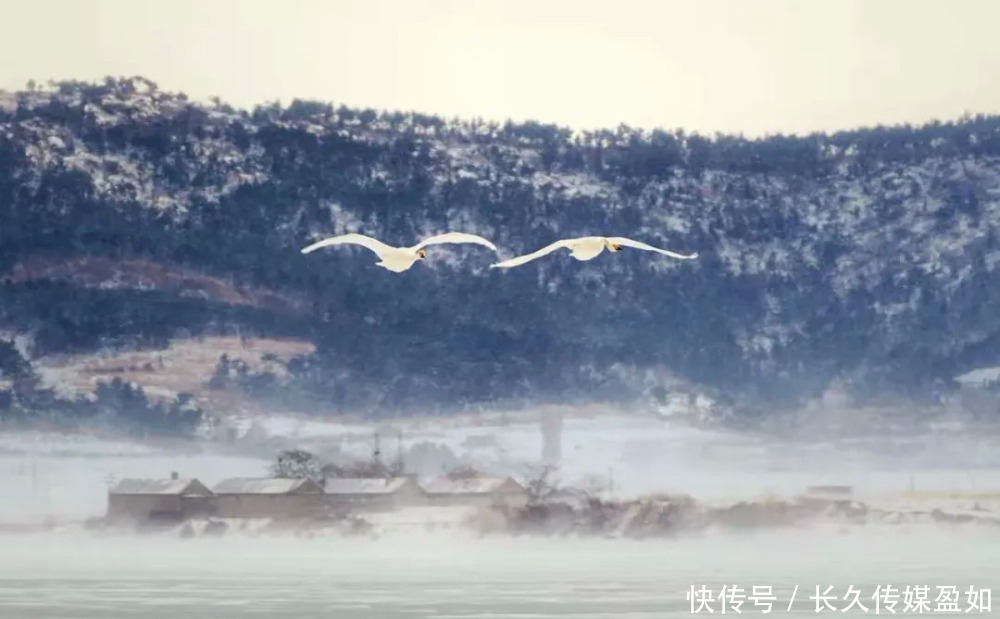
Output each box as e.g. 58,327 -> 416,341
490,239 -> 577,269
300,233 -> 393,256
606,237 -> 699,260
413,232 -> 498,252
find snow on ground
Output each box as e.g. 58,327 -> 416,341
954,365 -> 1000,386
33,336 -> 314,406
5,408 -> 1000,524
362,506 -> 482,534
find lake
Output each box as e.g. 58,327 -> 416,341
0,525 -> 995,618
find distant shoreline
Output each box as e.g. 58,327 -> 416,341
4,491 -> 999,539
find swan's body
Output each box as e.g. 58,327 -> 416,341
301,232 -> 498,272
490,236 -> 698,269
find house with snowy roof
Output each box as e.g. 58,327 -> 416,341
421,476 -> 529,509
106,472 -> 214,523
323,475 -> 426,512
211,477 -> 324,519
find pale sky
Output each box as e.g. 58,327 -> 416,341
2,0 -> 999,137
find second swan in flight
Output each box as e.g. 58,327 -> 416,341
301,232 -> 498,273
491,236 -> 698,269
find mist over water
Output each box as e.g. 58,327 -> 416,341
0,527 -> 995,618
3,412 -> 1000,524
1,413 -> 998,617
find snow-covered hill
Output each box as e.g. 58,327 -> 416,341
2,76 -> 1000,419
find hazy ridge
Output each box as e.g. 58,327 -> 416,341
2,76 -> 1000,426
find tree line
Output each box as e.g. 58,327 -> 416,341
1,76 -> 999,420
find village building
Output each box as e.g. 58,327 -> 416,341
106,474 -> 214,523
323,476 -> 426,512
421,476 -> 529,509
211,477 -> 325,519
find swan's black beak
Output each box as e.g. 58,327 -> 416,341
417,250 -> 427,259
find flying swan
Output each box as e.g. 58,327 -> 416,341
490,236 -> 698,269
300,232 -> 499,272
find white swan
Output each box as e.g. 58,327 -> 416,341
300,232 -> 498,273
490,236 -> 698,269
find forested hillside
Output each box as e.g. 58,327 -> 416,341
2,76 -> 999,429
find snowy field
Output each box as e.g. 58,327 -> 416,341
4,408 -> 1000,524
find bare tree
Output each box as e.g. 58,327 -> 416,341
269,449 -> 324,481
522,463 -> 561,505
